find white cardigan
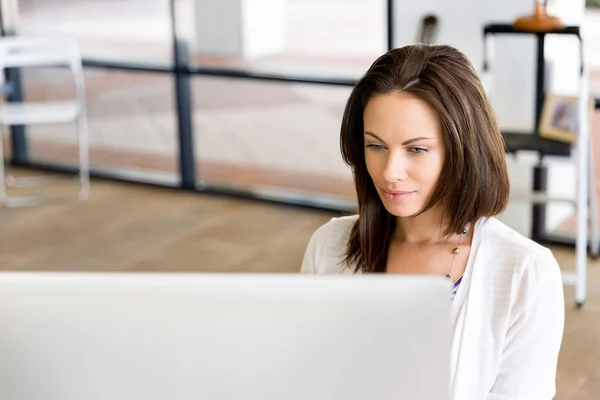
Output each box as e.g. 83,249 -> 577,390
300,215 -> 565,400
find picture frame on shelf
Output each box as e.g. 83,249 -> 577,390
538,93 -> 594,143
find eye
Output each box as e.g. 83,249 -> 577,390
366,143 -> 385,151
408,147 -> 428,154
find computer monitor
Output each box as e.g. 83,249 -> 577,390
0,272 -> 452,400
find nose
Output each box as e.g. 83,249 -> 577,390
382,151 -> 408,183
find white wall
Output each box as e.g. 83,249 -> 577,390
192,0 -> 286,59
241,0 -> 286,58
546,0 -> 586,97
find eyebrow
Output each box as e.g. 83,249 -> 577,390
364,131 -> 433,146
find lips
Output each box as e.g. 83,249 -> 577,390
381,189 -> 415,195
380,188 -> 415,201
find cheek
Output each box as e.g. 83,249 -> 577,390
419,153 -> 444,185
364,152 -> 383,180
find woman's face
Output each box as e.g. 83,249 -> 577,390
363,92 -> 445,218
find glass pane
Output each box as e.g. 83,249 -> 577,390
176,0 -> 386,79
23,67 -> 179,182
192,76 -> 355,202
18,0 -> 173,64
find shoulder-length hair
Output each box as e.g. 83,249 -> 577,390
340,44 -> 509,273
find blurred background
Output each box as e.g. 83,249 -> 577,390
1,0 -> 599,398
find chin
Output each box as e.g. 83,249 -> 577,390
379,197 -> 423,218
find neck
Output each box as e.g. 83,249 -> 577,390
394,207 -> 455,243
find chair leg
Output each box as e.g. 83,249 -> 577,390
575,72 -> 590,307
588,137 -> 599,258
76,109 -> 90,201
0,112 -> 90,208
6,175 -> 62,187
576,146 -> 588,307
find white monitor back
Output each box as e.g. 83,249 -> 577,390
0,272 -> 452,400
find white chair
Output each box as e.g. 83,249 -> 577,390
0,36 -> 89,207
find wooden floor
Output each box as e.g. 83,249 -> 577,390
1,172 -> 599,399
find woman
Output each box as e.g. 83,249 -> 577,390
301,44 -> 564,399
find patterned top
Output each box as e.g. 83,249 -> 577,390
451,275 -> 463,300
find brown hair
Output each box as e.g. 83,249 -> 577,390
340,44 -> 509,273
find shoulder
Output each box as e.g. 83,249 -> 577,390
476,217 -> 563,307
300,215 -> 358,274
478,217 -> 558,268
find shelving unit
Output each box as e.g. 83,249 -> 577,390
482,23 -> 597,307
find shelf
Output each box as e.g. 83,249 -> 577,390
483,23 -> 580,36
502,131 -> 573,157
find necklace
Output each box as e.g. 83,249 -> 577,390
446,227 -> 468,280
